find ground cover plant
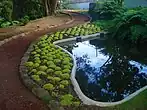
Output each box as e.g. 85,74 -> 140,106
0,16 -> 30,28
24,23 -> 101,108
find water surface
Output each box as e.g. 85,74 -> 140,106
60,38 -> 147,102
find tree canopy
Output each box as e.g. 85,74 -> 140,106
0,0 -> 59,21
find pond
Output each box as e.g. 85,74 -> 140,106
60,37 -> 147,102
70,2 -> 90,10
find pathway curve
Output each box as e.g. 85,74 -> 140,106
0,12 -> 89,110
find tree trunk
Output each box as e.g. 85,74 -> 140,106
44,0 -> 49,16
43,0 -> 58,16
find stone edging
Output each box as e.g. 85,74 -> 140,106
0,12 -> 74,47
54,34 -> 147,107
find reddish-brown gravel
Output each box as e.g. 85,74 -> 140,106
0,12 -> 90,110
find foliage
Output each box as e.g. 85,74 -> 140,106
19,15 -> 30,25
0,0 -> 13,21
93,1 -> 125,20
24,23 -> 101,108
92,20 -> 114,31
110,7 -> 147,43
22,0 -> 45,20
59,0 -> 73,9
60,94 -> 73,106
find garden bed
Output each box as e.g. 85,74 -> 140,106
20,23 -> 101,109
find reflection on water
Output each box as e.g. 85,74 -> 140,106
60,38 -> 147,102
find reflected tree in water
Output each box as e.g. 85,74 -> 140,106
75,39 -> 147,102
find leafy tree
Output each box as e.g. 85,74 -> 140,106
0,0 -> 13,20
110,8 -> 147,43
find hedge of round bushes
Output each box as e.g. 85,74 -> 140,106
51,23 -> 101,39
24,23 -> 101,108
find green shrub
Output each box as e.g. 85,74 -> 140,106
20,15 -> 30,25
60,94 -> 74,106
31,75 -> 41,82
1,21 -> 11,27
25,61 -> 34,68
110,8 -> 147,43
43,83 -> 54,91
60,80 -> 69,86
38,66 -> 48,71
46,68 -> 54,73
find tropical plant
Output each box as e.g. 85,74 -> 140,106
0,0 -> 13,21
97,1 -> 125,19
110,8 -> 147,43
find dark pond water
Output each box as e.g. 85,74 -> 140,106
60,38 -> 147,102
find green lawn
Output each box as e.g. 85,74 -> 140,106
108,89 -> 147,110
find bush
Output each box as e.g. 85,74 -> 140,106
110,7 -> 147,43
43,83 -> 54,91
90,1 -> 125,20
19,15 -> 30,25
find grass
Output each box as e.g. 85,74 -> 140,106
107,89 -> 147,110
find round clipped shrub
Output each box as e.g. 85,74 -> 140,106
36,71 -> 47,76
46,61 -> 54,66
30,69 -> 37,74
62,69 -> 71,74
47,76 -> 54,80
34,59 -> 41,64
49,64 -> 56,69
60,80 -> 69,86
34,54 -> 40,57
25,61 -> 34,67
55,67 -> 62,71
43,83 -> 54,91
53,77 -> 61,82
60,74 -> 70,80
59,84 -> 65,89
31,75 -> 41,82
63,65 -> 71,69
46,68 -> 54,73
54,71 -> 62,76
54,59 -> 61,64
60,94 -> 74,106
47,57 -> 53,61
42,59 -> 48,64
31,51 -> 37,55
33,63 -> 40,68
38,66 -> 48,71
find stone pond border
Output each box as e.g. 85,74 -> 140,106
0,12 -> 75,47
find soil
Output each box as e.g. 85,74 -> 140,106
0,12 -> 89,110
0,13 -> 71,41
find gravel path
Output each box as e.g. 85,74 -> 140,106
0,12 -> 89,110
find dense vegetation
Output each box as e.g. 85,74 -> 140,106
91,0 -> 147,44
24,23 -> 101,108
0,0 -> 59,28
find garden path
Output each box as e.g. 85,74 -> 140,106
0,12 -> 89,110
